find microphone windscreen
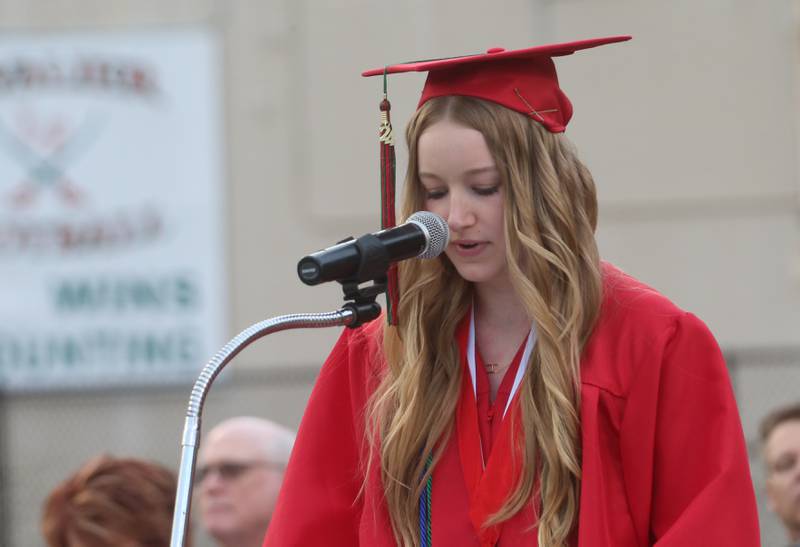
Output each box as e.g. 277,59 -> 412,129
407,211 -> 449,259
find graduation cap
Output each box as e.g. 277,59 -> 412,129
362,36 -> 631,324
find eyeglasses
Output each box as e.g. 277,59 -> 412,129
196,461 -> 284,483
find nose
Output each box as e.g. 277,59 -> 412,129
446,191 -> 475,233
199,469 -> 226,493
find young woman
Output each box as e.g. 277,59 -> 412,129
264,37 -> 760,547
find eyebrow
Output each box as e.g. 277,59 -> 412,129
418,166 -> 499,180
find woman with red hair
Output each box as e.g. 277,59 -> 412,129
41,454 -> 187,547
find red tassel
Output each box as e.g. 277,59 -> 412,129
379,97 -> 399,325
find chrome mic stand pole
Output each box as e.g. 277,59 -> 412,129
169,307 -> 363,547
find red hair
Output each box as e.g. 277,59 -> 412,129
41,455 -> 186,547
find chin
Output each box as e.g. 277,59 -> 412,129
205,519 -> 238,539
203,511 -> 236,531
452,265 -> 506,285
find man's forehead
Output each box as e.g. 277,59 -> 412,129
200,426 -> 270,462
766,419 -> 800,457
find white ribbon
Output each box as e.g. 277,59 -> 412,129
466,306 -> 536,420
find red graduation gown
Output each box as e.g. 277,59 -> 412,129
263,263 -> 760,546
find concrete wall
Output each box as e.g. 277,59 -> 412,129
0,1 -> 798,545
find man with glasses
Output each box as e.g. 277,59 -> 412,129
761,402 -> 800,546
197,416 -> 295,547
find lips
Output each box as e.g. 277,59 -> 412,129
451,240 -> 488,257
203,500 -> 235,514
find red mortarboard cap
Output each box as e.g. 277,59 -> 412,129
363,36 -> 631,132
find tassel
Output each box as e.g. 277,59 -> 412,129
379,70 -> 399,325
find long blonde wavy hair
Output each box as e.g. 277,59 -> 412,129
368,96 -> 603,546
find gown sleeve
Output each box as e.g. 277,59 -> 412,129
263,326 -> 375,547
622,311 -> 760,546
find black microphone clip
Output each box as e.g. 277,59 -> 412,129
352,233 -> 391,283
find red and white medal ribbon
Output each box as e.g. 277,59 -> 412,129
466,307 -> 536,421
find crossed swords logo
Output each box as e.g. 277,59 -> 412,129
0,111 -> 106,208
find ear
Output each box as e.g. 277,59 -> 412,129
764,477 -> 779,512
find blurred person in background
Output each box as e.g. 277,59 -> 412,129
196,416 -> 294,547
41,454 -> 185,547
761,402 -> 800,546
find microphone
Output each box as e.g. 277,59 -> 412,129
297,211 -> 449,285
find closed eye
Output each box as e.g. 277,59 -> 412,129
474,185 -> 500,196
773,454 -> 797,474
424,188 -> 447,200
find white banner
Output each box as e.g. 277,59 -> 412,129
0,28 -> 226,391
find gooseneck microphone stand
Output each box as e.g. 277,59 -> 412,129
169,277 -> 385,547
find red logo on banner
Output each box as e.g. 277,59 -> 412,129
1,109 -> 104,208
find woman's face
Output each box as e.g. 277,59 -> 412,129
417,120 -> 508,287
